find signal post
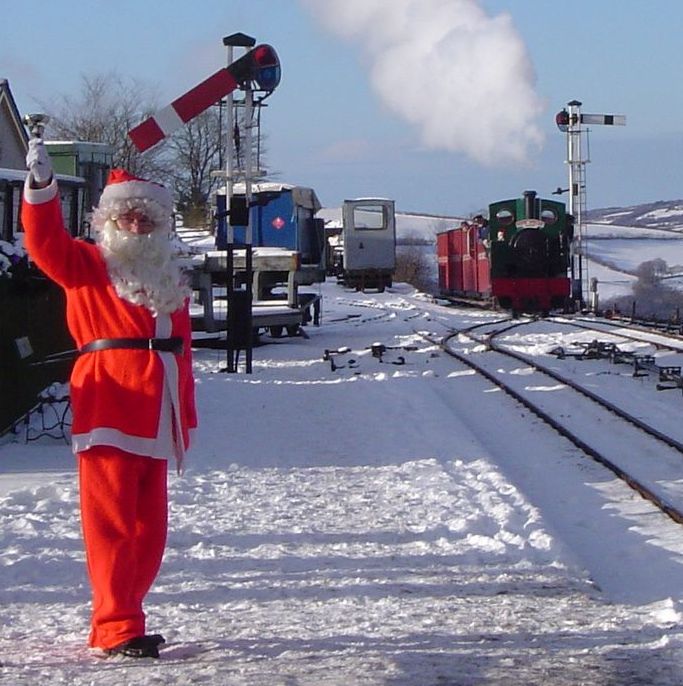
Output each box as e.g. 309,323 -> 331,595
555,100 -> 625,307
128,37 -> 281,373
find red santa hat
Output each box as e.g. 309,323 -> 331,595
98,168 -> 173,217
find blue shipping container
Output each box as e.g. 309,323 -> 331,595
216,184 -> 323,265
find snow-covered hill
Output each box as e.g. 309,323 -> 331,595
586,200 -> 683,232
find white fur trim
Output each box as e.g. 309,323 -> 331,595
100,179 -> 173,215
23,176 -> 59,205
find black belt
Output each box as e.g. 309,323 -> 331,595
80,337 -> 184,355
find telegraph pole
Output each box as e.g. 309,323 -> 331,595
556,100 -> 625,307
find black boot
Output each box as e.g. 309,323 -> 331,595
144,634 -> 166,647
105,634 -> 165,659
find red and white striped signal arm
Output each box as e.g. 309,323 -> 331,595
128,46 -> 272,153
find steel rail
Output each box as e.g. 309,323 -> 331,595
420,328 -> 683,526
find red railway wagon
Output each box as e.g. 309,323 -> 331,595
437,225 -> 490,298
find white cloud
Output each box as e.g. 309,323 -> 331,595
301,0 -> 545,167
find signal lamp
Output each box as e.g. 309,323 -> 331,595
227,44 -> 281,92
555,109 -> 569,132
251,45 -> 281,92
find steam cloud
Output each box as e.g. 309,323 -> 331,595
301,0 -> 545,166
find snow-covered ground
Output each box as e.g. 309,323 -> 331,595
3,280 -> 683,684
580,258 -> 636,301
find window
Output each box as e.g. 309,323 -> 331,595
495,209 -> 514,226
541,208 -> 558,225
353,205 -> 386,231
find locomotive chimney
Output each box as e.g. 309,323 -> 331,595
523,190 -> 538,219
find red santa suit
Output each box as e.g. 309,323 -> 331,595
21,170 -> 197,651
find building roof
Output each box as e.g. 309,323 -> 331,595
0,79 -> 29,169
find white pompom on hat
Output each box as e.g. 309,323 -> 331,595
98,168 -> 173,217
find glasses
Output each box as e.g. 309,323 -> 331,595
115,211 -> 155,232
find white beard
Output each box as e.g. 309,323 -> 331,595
97,220 -> 190,316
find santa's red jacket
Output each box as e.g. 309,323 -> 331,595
21,181 -> 197,469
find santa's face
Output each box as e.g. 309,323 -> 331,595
114,209 -> 155,235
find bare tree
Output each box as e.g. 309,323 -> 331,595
39,72 -> 168,179
166,109 -> 222,226
634,258 -> 668,286
395,244 -> 435,293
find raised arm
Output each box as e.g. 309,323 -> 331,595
21,138 -> 93,287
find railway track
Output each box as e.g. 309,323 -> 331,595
587,313 -> 683,339
417,318 -> 683,527
328,294 -> 683,526
551,315 -> 683,351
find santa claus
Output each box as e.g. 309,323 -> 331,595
22,137 -> 197,659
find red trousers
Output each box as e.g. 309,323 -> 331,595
78,446 -> 168,649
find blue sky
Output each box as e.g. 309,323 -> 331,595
2,0 -> 682,216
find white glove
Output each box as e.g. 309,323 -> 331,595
26,137 -> 53,185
